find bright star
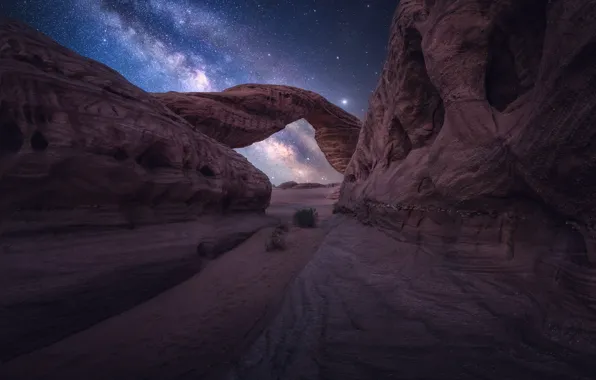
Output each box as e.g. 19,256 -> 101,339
341,99 -> 348,105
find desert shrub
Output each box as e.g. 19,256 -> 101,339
293,207 -> 318,228
266,225 -> 288,251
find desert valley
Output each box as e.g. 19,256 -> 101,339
2,0 -> 596,379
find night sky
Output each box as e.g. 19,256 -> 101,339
2,0 -> 395,185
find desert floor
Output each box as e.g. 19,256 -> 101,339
0,186 -> 337,380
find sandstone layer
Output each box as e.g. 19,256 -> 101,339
153,85 -> 361,173
0,20 -> 271,232
230,213 -> 596,380
0,184 -> 336,380
0,213 -> 278,362
276,181 -> 339,190
339,0 -> 596,230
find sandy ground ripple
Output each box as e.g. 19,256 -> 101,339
0,186 -> 337,380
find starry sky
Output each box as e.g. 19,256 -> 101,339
2,0 -> 395,185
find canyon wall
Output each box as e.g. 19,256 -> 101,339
339,0 -> 596,231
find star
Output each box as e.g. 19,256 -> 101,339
4,0 -> 396,185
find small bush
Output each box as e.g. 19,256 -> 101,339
266,225 -> 288,251
293,208 -> 318,228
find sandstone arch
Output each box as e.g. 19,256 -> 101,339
0,20 -> 359,231
152,84 -> 362,173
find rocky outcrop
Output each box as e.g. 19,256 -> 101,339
339,0 -> 596,230
275,182 -> 340,190
276,181 -> 298,190
153,85 -> 361,173
0,213 -> 278,362
0,20 -> 271,232
231,1 -> 596,379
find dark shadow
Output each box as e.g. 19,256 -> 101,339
30,130 -> 49,151
485,26 -> 522,111
113,148 -> 129,161
199,165 -> 216,177
135,143 -> 171,170
0,121 -> 24,154
486,1 -> 547,111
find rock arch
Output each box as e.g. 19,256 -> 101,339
0,20 -> 361,230
152,84 -> 362,173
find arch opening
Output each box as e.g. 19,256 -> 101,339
235,118 -> 344,186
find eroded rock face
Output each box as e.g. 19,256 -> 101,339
153,85 -> 362,173
339,0 -> 596,229
0,20 -> 271,232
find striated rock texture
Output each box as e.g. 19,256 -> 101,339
0,20 -> 271,232
231,1 -> 596,379
0,213 -> 278,362
153,85 -> 362,173
339,0 -> 596,230
230,214 -> 596,380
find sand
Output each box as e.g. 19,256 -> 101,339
0,186 -> 337,379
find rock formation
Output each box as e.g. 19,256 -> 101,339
275,181 -> 338,190
230,1 -> 596,379
0,20 -> 271,232
276,181 -> 298,190
0,19 -> 286,365
153,85 -> 361,173
340,0 -> 596,229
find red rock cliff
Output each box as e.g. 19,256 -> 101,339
339,0 -> 596,230
0,20 -> 272,231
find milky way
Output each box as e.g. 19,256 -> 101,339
2,0 -> 394,185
